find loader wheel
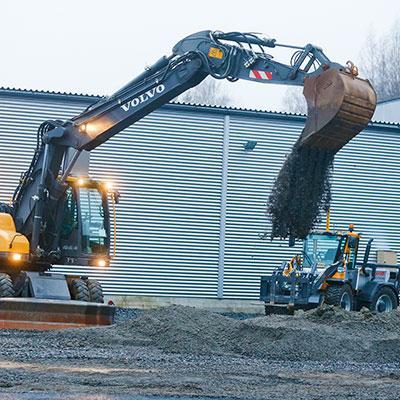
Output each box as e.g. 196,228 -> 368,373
87,280 -> 104,303
369,287 -> 398,313
0,273 -> 15,297
325,284 -> 354,311
69,279 -> 90,302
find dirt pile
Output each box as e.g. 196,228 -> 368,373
81,305 -> 400,364
1,305 -> 399,399
268,141 -> 334,239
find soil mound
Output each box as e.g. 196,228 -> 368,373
92,305 -> 400,363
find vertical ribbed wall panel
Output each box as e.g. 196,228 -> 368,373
0,94 -> 89,206
0,89 -> 399,300
0,92 -> 223,297
329,127 -> 400,260
223,116 -> 303,298
223,116 -> 400,299
84,110 -> 223,296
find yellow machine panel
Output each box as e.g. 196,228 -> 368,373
0,213 -> 30,254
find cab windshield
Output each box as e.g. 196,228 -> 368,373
303,234 -> 340,267
79,188 -> 108,255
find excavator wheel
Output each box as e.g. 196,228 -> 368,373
0,273 -> 15,297
69,278 -> 90,302
325,284 -> 354,311
87,279 -> 104,304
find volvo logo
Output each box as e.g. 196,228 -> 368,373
120,84 -> 166,112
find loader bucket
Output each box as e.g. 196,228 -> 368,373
300,68 -> 377,151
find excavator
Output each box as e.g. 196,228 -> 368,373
0,30 -> 376,327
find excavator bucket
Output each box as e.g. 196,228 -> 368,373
300,68 -> 377,151
268,67 -> 377,240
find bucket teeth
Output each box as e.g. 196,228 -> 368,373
300,69 -> 377,151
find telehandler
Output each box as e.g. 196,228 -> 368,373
260,224 -> 400,314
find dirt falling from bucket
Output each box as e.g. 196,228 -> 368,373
268,141 -> 335,239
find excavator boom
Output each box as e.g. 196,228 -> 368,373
45,31 -> 376,153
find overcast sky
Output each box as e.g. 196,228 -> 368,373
0,0 -> 399,111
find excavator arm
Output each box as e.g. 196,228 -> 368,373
9,30 -> 376,256
42,30 -> 375,152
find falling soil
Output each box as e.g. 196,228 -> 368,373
268,141 -> 335,239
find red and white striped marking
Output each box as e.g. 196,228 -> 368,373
249,70 -> 273,80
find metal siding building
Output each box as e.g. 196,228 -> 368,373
374,98 -> 400,124
0,88 -> 399,299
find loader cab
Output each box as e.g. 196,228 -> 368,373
59,177 -> 117,268
302,229 -> 360,270
302,232 -> 342,269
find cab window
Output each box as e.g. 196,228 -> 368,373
79,188 -> 107,255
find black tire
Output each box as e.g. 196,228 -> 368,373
325,284 -> 354,311
69,279 -> 89,302
369,287 -> 398,313
0,273 -> 15,297
87,280 -> 104,303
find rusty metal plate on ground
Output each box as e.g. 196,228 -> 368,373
0,298 -> 115,330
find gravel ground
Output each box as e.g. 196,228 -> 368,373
0,305 -> 399,399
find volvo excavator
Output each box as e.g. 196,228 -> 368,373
0,30 -> 376,328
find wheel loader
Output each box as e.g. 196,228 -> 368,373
260,225 -> 400,314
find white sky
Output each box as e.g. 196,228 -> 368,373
0,0 -> 399,111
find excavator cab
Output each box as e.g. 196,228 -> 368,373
58,177 -> 117,268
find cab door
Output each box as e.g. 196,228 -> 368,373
77,186 -> 110,257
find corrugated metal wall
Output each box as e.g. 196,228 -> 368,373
222,115 -> 400,299
87,110 -> 224,296
0,88 -> 399,299
374,98 -> 400,124
223,116 -> 303,298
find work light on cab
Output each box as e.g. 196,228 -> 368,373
104,181 -> 114,191
11,253 -> 22,262
97,259 -> 107,268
